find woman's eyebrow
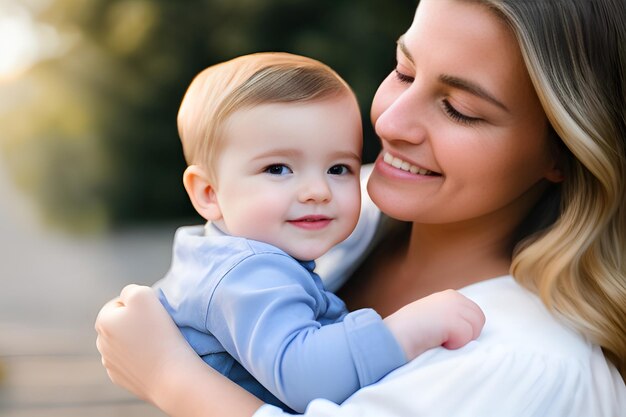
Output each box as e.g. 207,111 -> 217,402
439,74 -> 509,112
397,36 -> 414,63
397,35 -> 509,113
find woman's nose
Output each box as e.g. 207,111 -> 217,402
298,176 -> 332,204
373,82 -> 428,145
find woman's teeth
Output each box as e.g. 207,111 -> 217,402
383,152 -> 435,175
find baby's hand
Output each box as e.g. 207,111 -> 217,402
383,289 -> 485,360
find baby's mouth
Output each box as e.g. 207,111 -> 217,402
383,152 -> 441,176
287,216 -> 332,230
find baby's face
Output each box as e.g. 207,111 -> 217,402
211,94 -> 363,261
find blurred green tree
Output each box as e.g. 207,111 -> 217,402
0,0 -> 416,232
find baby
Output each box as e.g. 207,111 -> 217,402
155,52 -> 484,412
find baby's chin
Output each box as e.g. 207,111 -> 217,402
284,242 -> 337,263
286,248 -> 328,263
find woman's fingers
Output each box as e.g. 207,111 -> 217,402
120,284 -> 151,305
94,297 -> 120,336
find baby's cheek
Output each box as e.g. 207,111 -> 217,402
222,196 -> 280,237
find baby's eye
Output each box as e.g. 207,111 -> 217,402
327,164 -> 351,175
264,164 -> 293,175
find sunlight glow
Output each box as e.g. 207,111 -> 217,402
0,1 -> 61,82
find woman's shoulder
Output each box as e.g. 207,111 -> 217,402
318,277 -> 626,417
372,276 -> 626,416
258,301 -> 626,417
459,276 -> 591,359
255,258 -> 626,417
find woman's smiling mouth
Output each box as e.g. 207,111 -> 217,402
382,152 -> 441,176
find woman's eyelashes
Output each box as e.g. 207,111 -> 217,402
442,100 -> 481,125
394,68 -> 482,125
394,69 -> 414,84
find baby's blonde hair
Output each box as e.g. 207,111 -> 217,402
177,52 -> 355,181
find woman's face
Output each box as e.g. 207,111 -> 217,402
368,0 -> 562,227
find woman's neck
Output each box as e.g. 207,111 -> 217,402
339,218 -> 514,317
400,221 -> 513,296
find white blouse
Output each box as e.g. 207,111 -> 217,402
255,276 -> 626,417
254,165 -> 626,417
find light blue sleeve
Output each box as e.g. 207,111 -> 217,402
205,252 -> 407,413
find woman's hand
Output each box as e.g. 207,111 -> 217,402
95,284 -> 264,417
95,284 -> 194,403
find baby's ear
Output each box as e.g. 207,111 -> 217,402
183,165 -> 222,221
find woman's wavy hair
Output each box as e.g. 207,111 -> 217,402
471,0 -> 626,378
177,52 -> 355,181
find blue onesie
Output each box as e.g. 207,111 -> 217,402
155,223 -> 406,413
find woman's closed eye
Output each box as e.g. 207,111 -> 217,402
442,100 -> 482,125
263,164 -> 293,175
394,69 -> 414,84
395,69 -> 482,126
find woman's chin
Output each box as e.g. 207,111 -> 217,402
367,172 -> 420,222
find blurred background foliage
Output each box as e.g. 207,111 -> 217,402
0,0 -> 416,233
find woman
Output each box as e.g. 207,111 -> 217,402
95,0 -> 626,416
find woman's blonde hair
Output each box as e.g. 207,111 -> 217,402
471,0 -> 626,378
177,52 -> 355,181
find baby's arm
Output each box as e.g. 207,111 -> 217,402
383,289 -> 486,359
207,254 -> 406,412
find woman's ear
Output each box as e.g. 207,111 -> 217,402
544,147 -> 567,183
544,128 -> 567,184
183,165 -> 222,221
544,165 -> 565,183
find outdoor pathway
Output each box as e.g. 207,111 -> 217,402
0,165 -> 176,416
